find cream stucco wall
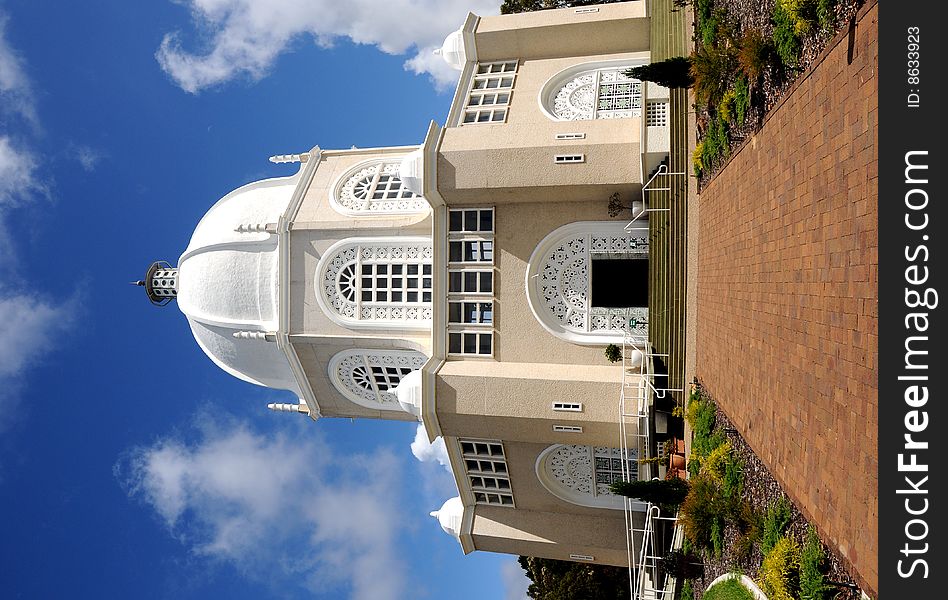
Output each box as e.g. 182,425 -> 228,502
439,52 -> 650,200
435,364 -> 636,447
474,2 -> 648,63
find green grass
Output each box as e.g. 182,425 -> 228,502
703,578 -> 755,600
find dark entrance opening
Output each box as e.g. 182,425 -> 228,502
591,259 -> 648,307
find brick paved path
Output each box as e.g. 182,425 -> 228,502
695,3 -> 878,595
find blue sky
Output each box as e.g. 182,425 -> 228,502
0,1 -> 531,598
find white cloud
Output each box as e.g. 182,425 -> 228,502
73,145 -> 103,172
410,422 -> 451,471
500,558 -> 531,600
0,136 -> 41,207
0,13 -> 36,124
156,0 -> 500,93
0,294 -> 69,429
119,418 -> 410,600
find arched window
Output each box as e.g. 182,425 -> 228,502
328,349 -> 426,411
316,238 -> 433,329
525,221 -> 648,344
539,61 -> 646,121
536,444 -> 642,510
331,159 -> 430,216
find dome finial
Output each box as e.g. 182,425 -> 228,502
135,260 -> 178,306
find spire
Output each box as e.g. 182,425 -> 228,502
134,261 -> 178,306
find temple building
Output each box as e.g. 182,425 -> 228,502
138,1 -> 672,572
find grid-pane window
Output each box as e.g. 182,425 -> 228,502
448,301 -> 493,324
646,101 -> 668,127
594,447 -> 637,489
449,270 -> 493,293
358,262 -> 433,304
449,208 -> 494,233
460,439 -> 514,506
551,68 -> 643,120
448,331 -> 492,355
449,240 -> 493,263
465,62 -> 517,125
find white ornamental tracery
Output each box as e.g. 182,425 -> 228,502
538,445 -> 638,510
329,349 -> 426,411
552,68 -> 642,121
527,222 -> 648,343
332,160 -> 429,215
318,238 -> 433,328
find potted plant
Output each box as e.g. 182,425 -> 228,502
604,343 -> 622,363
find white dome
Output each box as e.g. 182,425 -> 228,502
176,172 -> 302,395
392,369 -> 423,419
436,29 -> 466,71
430,496 -> 464,538
397,149 -> 425,197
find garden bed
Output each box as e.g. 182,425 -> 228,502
691,0 -> 865,186
679,384 -> 862,600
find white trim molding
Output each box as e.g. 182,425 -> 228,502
537,58 -> 649,122
328,156 -> 430,216
535,444 -> 646,511
315,236 -> 434,330
525,221 -> 649,345
327,348 -> 427,412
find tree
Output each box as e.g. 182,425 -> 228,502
501,0 -> 629,15
518,556 -> 630,599
624,57 -> 695,88
610,478 -> 690,511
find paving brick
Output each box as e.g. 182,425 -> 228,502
695,3 -> 878,596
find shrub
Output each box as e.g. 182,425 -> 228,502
733,75 -> 750,126
692,141 -> 705,177
679,476 -> 726,553
610,478 -> 690,511
800,526 -> 833,600
759,536 -> 801,600
691,45 -> 736,107
700,114 -> 730,174
777,0 -> 818,35
772,2 -> 802,69
738,30 -> 774,82
661,549 -> 705,580
625,57 -> 695,88
718,89 -> 736,124
605,343 -> 622,363
816,0 -> 836,32
681,579 -> 695,600
762,497 -> 794,554
711,517 -> 724,557
721,453 -> 744,502
700,440 -> 733,483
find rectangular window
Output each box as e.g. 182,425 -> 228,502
449,240 -> 493,264
449,208 -> 494,233
570,554 -> 595,561
449,331 -> 493,356
460,439 -> 514,506
552,402 -> 583,412
553,425 -> 583,433
646,101 -> 668,127
449,301 -> 493,325
554,154 -> 585,164
449,270 -> 493,294
555,132 -> 586,140
465,62 -> 517,125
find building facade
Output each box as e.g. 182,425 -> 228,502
139,1 -> 668,568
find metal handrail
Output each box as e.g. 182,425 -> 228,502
625,164 -> 687,231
